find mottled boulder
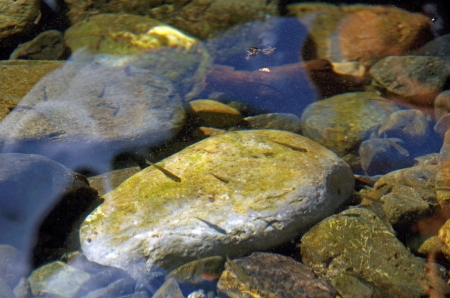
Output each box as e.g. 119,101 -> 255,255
0,63 -> 185,172
65,13 -> 211,100
0,0 -> 40,48
10,30 -> 66,60
300,92 -> 399,169
370,55 -> 450,107
63,0 -> 277,40
436,129 -> 450,210
80,129 -> 354,279
0,60 -> 64,122
301,207 -> 446,298
217,252 -> 335,297
288,3 -> 433,67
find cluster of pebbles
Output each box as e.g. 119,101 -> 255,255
2,0 -> 450,297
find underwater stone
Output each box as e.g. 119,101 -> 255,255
80,129 -> 354,279
300,91 -> 399,169
370,55 -> 450,107
0,62 -> 185,172
217,252 -> 335,297
301,207 -> 446,297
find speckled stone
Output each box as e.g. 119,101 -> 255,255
217,252 -> 335,297
300,92 -> 399,168
301,207 -> 446,297
80,129 -> 354,279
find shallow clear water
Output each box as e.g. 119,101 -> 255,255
1,0 -> 450,297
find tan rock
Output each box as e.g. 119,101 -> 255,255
188,99 -> 242,128
0,60 -> 64,122
289,3 -> 434,68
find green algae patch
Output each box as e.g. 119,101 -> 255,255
80,129 -> 354,279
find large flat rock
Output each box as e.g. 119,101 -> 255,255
0,62 -> 185,172
80,130 -> 354,279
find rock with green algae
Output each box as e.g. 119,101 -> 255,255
80,129 -> 354,280
300,207 -> 449,298
300,91 -> 399,169
65,13 -> 211,100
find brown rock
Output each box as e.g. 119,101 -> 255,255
436,129 -> 450,210
438,220 -> 450,261
434,90 -> 450,121
0,0 -> 40,48
10,30 -> 66,60
370,56 -> 450,107
289,3 -> 434,68
188,99 -> 242,128
217,253 -> 335,298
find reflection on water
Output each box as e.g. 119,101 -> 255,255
1,0 -> 450,297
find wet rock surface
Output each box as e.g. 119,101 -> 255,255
300,91 -> 399,168
0,153 -> 98,268
217,252 -> 335,297
370,55 -> 450,107
0,0 -> 40,48
80,129 -> 354,279
63,0 -> 277,40
10,30 -> 66,60
359,154 -> 439,230
1,0 -> 450,296
288,3 -> 433,67
300,207 -> 446,297
64,13 -> 212,101
0,63 -> 185,172
0,60 -> 64,122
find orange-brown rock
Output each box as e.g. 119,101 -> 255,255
288,3 -> 434,68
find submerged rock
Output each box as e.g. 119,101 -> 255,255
301,207 -> 447,297
65,13 -> 212,101
0,63 -> 185,172
217,252 -> 335,297
301,92 -> 399,168
370,55 -> 450,107
80,129 -> 354,279
288,3 -> 433,67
